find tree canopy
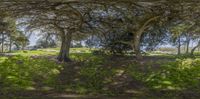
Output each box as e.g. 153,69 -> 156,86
0,0 -> 200,61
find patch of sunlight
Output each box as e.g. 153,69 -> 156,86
162,81 -> 172,85
153,85 -> 162,89
51,68 -> 60,75
65,88 -> 73,92
12,50 -> 58,56
0,57 -> 8,63
41,86 -> 53,91
111,81 -> 120,85
53,94 -> 86,98
115,69 -> 125,76
25,86 -> 36,91
7,76 -> 16,79
75,87 -> 88,94
167,86 -> 176,90
125,89 -> 144,94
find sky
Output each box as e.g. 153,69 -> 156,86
27,31 -> 199,48
29,33 -> 39,46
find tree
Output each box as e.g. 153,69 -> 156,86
1,0 -> 200,60
3,1 -> 83,62
36,33 -> 57,48
14,30 -> 29,50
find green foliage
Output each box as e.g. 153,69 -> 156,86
150,59 -> 200,90
175,54 -> 194,59
70,48 -> 93,54
0,55 -> 62,91
77,57 -> 113,93
92,50 -> 106,55
128,58 -> 200,91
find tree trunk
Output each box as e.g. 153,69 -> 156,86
22,42 -> 25,50
9,37 -> 12,52
191,41 -> 200,56
57,32 -> 72,62
132,16 -> 160,60
177,36 -> 181,55
1,33 -> 4,53
185,36 -> 190,54
133,31 -> 143,60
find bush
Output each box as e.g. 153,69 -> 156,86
92,50 -> 106,55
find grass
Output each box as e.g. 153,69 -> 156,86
1,48 -> 200,98
8,47 -> 94,57
11,50 -> 58,56
0,57 -> 8,63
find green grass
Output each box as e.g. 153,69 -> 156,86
1,48 -> 200,98
11,50 -> 58,56
0,57 -> 8,63
9,48 -> 94,57
0,55 -> 63,93
128,57 -> 200,91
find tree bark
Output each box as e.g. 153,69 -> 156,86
1,33 -> 4,53
57,32 -> 72,62
177,36 -> 181,55
9,37 -> 12,52
133,30 -> 143,60
132,16 -> 160,60
186,39 -> 190,54
185,35 -> 190,54
191,41 -> 200,56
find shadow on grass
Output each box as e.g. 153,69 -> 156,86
1,55 -> 200,99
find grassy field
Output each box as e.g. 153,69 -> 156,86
0,48 -> 200,99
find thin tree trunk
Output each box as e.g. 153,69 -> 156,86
177,36 -> 181,55
22,42 -> 25,50
9,37 -> 12,52
57,32 -> 72,62
191,41 -> 200,56
2,33 -> 4,53
186,37 -> 190,54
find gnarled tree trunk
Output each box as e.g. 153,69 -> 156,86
133,30 -> 143,60
132,16 -> 160,60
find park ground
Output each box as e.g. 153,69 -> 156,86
0,48 -> 200,99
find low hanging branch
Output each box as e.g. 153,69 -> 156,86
191,40 -> 200,55
133,16 -> 160,59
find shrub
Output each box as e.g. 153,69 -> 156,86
92,50 -> 106,55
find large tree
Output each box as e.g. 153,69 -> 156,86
1,0 -> 200,60
0,0 -> 83,62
